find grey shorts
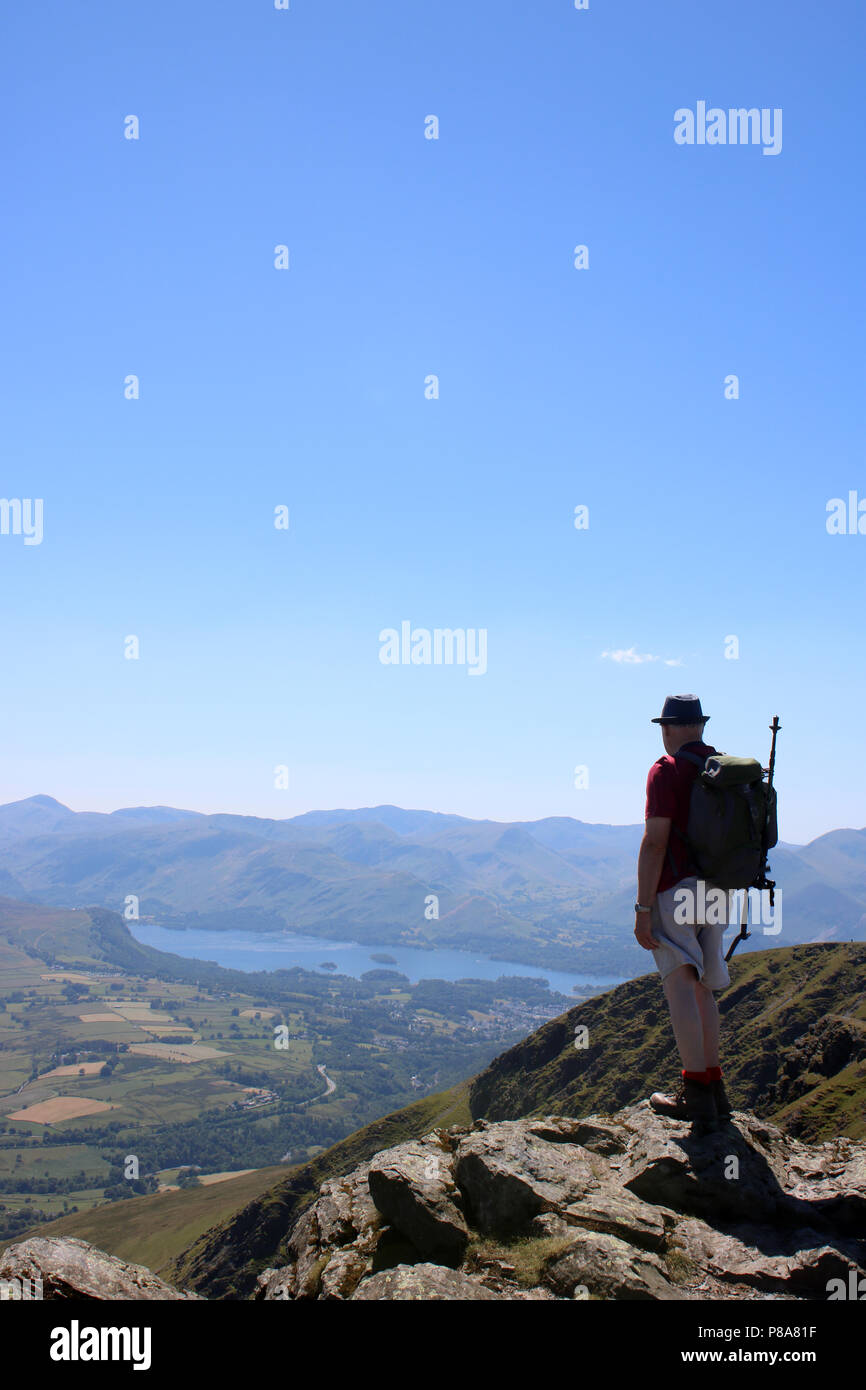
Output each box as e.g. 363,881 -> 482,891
650,875 -> 731,991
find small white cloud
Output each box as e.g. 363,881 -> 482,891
600,647 -> 684,667
601,647 -> 659,665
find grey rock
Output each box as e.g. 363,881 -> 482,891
307,1163 -> 381,1252
455,1121 -> 598,1236
561,1189 -> 672,1253
618,1105 -> 790,1222
781,1139 -> 866,1233
352,1262 -> 503,1301
319,1247 -> 374,1300
542,1230 -> 686,1301
0,1238 -> 201,1301
527,1211 -> 574,1239
367,1136 -> 469,1262
702,1224 -> 866,1297
254,1267 -> 293,1301
260,1162 -> 383,1299
527,1115 -> 631,1156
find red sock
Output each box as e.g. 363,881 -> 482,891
705,1066 -> 723,1082
683,1068 -> 709,1083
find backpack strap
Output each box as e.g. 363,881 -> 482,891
673,748 -> 707,772
664,749 -> 707,876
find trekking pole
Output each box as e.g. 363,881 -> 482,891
725,715 -> 781,963
724,888 -> 750,963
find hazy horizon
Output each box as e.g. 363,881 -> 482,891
3,790 -> 853,848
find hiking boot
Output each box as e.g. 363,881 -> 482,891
649,1078 -> 718,1126
711,1079 -> 733,1120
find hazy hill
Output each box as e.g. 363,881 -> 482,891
291,806 -> 474,836
796,828 -> 866,894
0,798 -> 863,974
0,795 -> 205,846
0,795 -> 77,842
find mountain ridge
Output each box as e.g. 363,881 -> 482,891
0,799 -> 863,974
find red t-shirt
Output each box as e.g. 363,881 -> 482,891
645,740 -> 717,893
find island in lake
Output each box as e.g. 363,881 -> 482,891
369,952 -> 397,965
318,961 -> 338,971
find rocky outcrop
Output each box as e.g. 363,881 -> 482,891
6,1103 -> 863,1302
254,1103 -> 866,1301
255,1162 -> 383,1300
766,1015 -> 866,1117
367,1138 -> 470,1263
0,1237 -> 202,1300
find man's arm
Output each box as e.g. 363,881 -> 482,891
634,816 -> 671,949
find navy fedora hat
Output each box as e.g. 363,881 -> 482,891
651,694 -> 710,725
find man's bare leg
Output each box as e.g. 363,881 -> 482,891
695,977 -> 721,1070
662,963 -> 705,1073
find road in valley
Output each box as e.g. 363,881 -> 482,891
297,1063 -> 336,1108
315,1063 -> 336,1097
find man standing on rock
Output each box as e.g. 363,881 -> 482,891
634,695 -> 732,1127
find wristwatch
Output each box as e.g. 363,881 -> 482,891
634,902 -> 653,913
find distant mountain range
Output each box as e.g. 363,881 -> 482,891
0,796 -> 863,974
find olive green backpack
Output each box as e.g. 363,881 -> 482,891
670,750 -> 778,889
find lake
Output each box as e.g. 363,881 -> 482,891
129,923 -> 626,999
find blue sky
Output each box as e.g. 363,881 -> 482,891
1,1 -> 863,842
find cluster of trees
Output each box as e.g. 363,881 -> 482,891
61,982 -> 91,1002
0,1203 -> 75,1241
1,1170 -> 91,1196
50,1040 -> 126,1063
101,1169 -> 159,1201
98,1105 -> 347,1175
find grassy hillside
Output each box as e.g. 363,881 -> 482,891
469,942 -> 866,1142
0,1164 -> 289,1278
